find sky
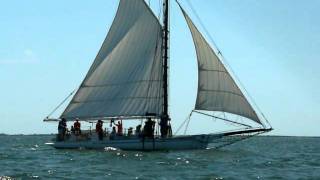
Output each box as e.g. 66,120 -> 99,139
0,0 -> 319,136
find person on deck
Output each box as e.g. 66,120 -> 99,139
110,118 -> 115,128
96,120 -> 104,140
167,122 -> 172,137
58,118 -> 67,141
127,127 -> 133,136
143,118 -> 155,138
114,120 -> 123,136
135,124 -> 142,137
159,118 -> 168,138
70,126 -> 75,134
110,126 -> 116,140
74,119 -> 81,135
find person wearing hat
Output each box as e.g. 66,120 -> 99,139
74,118 -> 81,135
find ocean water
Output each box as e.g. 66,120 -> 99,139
0,135 -> 319,180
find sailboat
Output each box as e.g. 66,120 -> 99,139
44,0 -> 272,150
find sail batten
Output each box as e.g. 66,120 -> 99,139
61,0 -> 163,120
179,6 -> 262,124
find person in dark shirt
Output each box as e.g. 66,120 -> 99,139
113,120 -> 123,136
58,118 -> 67,141
127,127 -> 133,136
143,118 -> 155,138
110,126 -> 116,140
96,120 -> 104,140
135,124 -> 142,137
70,126 -> 75,134
160,118 -> 168,138
74,119 -> 81,135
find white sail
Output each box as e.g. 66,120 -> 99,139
180,7 -> 261,124
61,0 -> 163,120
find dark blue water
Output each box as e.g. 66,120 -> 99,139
0,135 -> 319,179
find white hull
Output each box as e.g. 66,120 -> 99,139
52,134 -> 223,151
51,128 -> 270,151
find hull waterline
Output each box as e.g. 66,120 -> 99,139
52,134 -> 214,151
49,128 -> 270,151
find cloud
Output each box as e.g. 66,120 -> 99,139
0,49 -> 39,65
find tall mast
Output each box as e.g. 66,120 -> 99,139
163,0 -> 170,121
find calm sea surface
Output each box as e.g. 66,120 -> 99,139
0,135 -> 319,180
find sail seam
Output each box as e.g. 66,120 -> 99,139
63,115 -> 161,121
199,89 -> 244,98
83,80 -> 161,88
199,69 -> 227,73
72,97 -> 161,104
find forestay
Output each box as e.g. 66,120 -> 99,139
180,7 -> 261,124
61,0 -> 163,120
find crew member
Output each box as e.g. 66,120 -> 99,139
96,120 -> 104,140
110,126 -> 116,140
135,124 -> 142,137
128,127 -> 133,136
114,120 -> 123,136
143,118 -> 155,138
167,122 -> 172,137
74,118 -> 81,135
58,118 -> 67,141
159,117 -> 168,138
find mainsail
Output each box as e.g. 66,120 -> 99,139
179,6 -> 261,124
61,0 -> 163,120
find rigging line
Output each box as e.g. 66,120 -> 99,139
185,0 -> 220,52
213,131 -> 265,149
174,111 -> 192,135
183,115 -> 191,135
193,110 -> 252,128
46,90 -> 75,118
262,113 -> 272,128
185,0 -> 269,127
174,117 -> 187,135
221,112 -> 237,127
158,0 -> 162,21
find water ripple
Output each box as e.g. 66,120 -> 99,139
0,135 -> 319,179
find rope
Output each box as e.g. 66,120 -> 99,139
183,115 -> 191,135
46,90 -> 75,118
193,110 -> 252,128
174,112 -> 192,135
158,0 -> 162,21
209,130 -> 267,149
